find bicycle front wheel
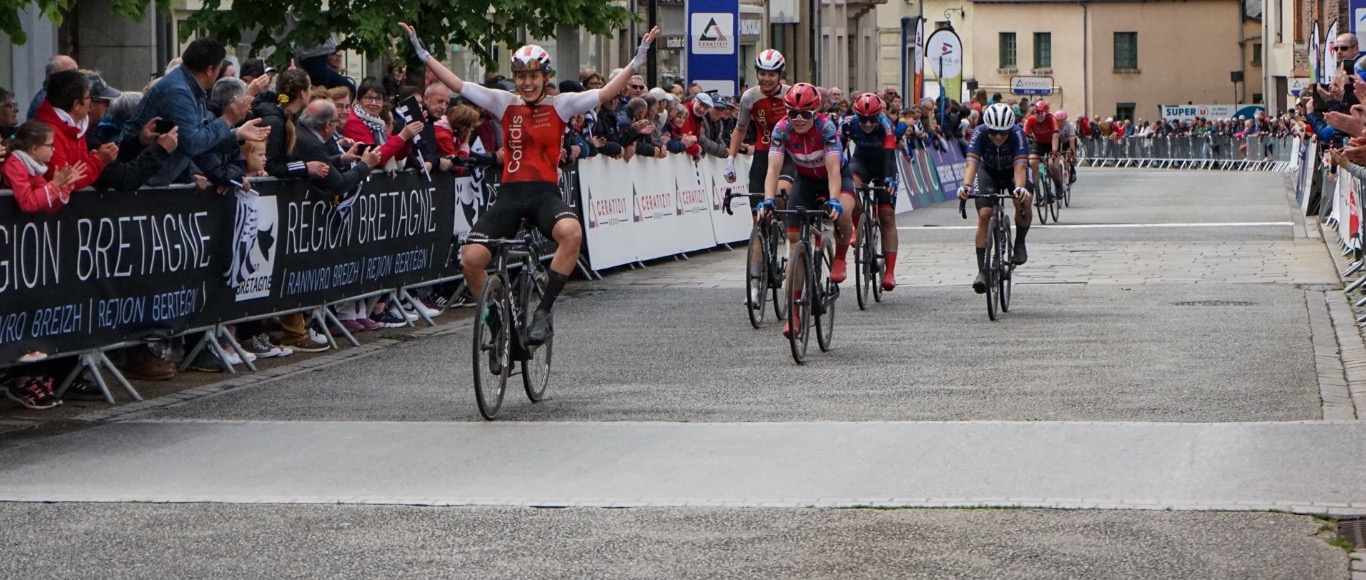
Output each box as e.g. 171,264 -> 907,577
769,220 -> 788,322
869,221 -> 885,303
787,242 -> 812,363
1035,179 -> 1051,225
520,265 -> 552,402
1062,175 -> 1072,207
815,234 -> 836,352
472,275 -> 510,419
998,221 -> 1013,314
746,223 -> 770,328
984,217 -> 999,321
854,212 -> 873,310
1048,177 -> 1061,222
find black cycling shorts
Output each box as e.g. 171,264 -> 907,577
469,182 -> 578,242
1030,141 -> 1054,158
973,170 -> 1015,211
848,157 -> 896,207
786,164 -> 856,229
747,153 -> 798,192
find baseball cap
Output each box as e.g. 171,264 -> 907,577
648,87 -> 677,105
692,92 -> 714,108
86,72 -> 122,102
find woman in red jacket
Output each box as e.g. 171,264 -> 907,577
340,79 -> 422,168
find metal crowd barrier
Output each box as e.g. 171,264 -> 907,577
1077,135 -> 1296,172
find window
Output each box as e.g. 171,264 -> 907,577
1114,32 -> 1138,70
1034,32 -> 1052,69
999,32 -> 1017,69
1254,92 -> 1264,104
1116,102 -> 1136,122
1252,43 -> 1262,66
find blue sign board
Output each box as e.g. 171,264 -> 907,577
686,0 -> 740,97
1354,1 -> 1366,37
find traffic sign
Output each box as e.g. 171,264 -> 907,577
1010,75 -> 1053,96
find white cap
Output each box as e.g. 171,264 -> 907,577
692,93 -> 714,108
648,87 -> 676,104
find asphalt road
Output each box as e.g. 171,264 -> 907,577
0,168 -> 1357,579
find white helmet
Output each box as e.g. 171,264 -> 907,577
755,49 -> 786,72
511,44 -> 553,75
983,103 -> 1015,131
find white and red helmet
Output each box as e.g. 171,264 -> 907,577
1054,110 -> 1068,121
511,44 -> 553,75
755,49 -> 786,73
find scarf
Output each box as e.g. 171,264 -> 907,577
12,150 -> 48,177
53,106 -> 89,140
352,104 -> 387,144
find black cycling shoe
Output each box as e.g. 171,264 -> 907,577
62,375 -> 107,402
527,309 -> 553,346
972,271 -> 988,294
1012,244 -> 1028,265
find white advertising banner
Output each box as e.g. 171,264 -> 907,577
700,154 -> 754,245
1159,104 -> 1238,121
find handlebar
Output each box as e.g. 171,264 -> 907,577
959,193 -> 1017,219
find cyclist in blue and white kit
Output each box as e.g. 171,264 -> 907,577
957,103 -> 1033,294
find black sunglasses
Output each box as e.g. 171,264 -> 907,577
788,109 -> 815,120
987,129 -> 1010,137
1337,45 -> 1358,51
630,84 -> 646,90
858,115 -> 880,124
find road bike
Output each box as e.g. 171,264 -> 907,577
773,206 -> 839,363
853,182 -> 890,310
724,190 -> 787,328
961,192 -> 1015,321
470,227 -> 552,420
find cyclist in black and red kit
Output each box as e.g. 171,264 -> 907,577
403,22 -> 659,345
842,92 -> 901,291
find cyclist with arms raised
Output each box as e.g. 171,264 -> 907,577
842,92 -> 901,291
756,83 -> 858,337
402,22 -> 659,345
958,103 -> 1033,293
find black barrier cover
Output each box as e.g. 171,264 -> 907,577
0,172 -> 458,363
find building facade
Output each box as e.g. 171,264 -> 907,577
966,0 -> 1259,121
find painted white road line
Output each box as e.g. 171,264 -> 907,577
901,222 -> 1293,231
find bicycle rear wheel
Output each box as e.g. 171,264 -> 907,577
768,220 -> 788,322
854,212 -> 873,310
1062,173 -> 1072,207
472,275 -> 509,419
746,223 -> 770,328
1035,179 -> 1051,225
984,216 -> 999,321
815,234 -> 836,352
787,242 -> 812,363
519,265 -> 552,402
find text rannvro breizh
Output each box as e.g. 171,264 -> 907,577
0,211 -> 212,292
284,187 -> 440,253
284,248 -> 432,297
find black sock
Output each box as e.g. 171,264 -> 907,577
1016,222 -> 1029,245
539,270 -> 569,313
976,247 -> 986,271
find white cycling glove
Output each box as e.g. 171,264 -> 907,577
1013,187 -> 1031,198
724,157 -> 738,183
957,185 -> 971,199
628,35 -> 654,71
406,29 -> 432,64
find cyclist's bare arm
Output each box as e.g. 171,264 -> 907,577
764,152 -> 784,200
728,126 -> 746,159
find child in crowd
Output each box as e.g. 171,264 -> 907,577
1,121 -> 89,409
